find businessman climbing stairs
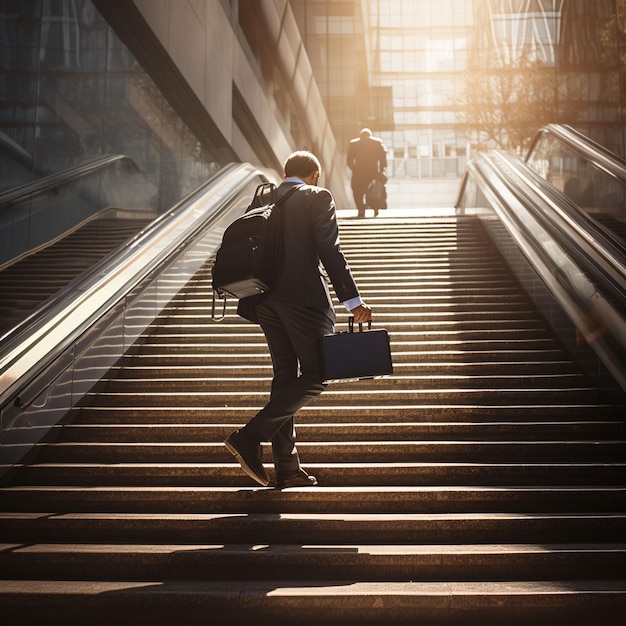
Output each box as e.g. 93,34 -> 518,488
1,215 -> 625,624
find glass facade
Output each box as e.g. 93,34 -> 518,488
366,0 -> 475,178
290,0 -> 372,155
469,0 -> 626,157
2,0 -> 624,204
363,0 -> 626,179
0,0 -> 224,202
0,0 -> 229,286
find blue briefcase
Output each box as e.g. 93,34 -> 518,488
320,317 -> 393,384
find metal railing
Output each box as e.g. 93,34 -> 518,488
526,124 -> 626,185
525,125 -> 626,245
0,154 -> 139,208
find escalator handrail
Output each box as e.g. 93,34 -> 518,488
495,150 -> 626,300
527,124 -> 626,186
0,162 -> 271,409
0,154 -> 140,208
463,150 -> 626,391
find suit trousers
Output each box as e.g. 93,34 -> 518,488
351,175 -> 371,216
243,301 -> 335,473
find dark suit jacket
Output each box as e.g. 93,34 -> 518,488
237,180 -> 359,324
347,136 -> 387,184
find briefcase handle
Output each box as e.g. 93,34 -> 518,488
348,316 -> 372,333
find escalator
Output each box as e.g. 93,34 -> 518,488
525,124 -> 626,244
0,134 -> 625,623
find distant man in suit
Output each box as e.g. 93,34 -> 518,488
225,151 -> 372,489
347,128 -> 388,218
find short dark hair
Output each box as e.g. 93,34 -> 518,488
284,151 -> 321,178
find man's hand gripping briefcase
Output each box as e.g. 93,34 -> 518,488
320,317 -> 393,384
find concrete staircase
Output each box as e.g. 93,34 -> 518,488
0,216 -> 151,335
1,216 -> 625,624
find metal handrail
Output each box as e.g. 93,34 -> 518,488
496,150 -> 626,301
526,124 -> 626,185
0,154 -> 140,208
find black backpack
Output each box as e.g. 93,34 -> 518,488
211,182 -> 301,305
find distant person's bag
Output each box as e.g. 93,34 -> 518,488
320,317 -> 393,383
366,176 -> 387,210
211,183 -> 301,318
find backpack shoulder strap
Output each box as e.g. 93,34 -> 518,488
275,183 -> 304,207
246,182 -> 303,213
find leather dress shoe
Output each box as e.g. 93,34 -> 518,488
276,468 -> 318,489
224,430 -> 269,486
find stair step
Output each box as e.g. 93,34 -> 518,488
1,579 -> 624,625
161,302 -> 533,314
106,360 -> 583,377
144,319 -> 554,338
72,404 -> 621,423
117,348 -> 577,365
2,511 -> 625,544
151,314 -> 545,326
81,388 -> 606,407
143,310 -> 547,324
3,485 -> 625,514
96,373 -> 588,392
12,462 -> 626,487
34,440 -> 626,464
2,542 -> 624,581
51,421 -> 625,442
